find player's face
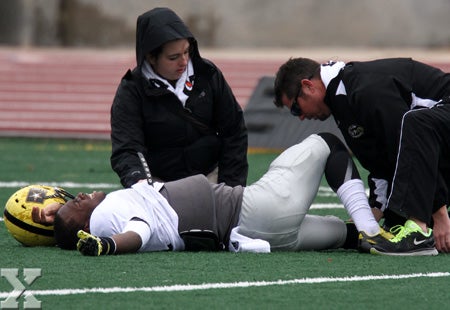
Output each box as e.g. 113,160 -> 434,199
59,191 -> 106,229
148,39 -> 190,81
282,79 -> 331,121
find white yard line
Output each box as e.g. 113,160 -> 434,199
0,272 -> 448,298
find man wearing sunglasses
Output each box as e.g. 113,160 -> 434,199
273,57 -> 450,256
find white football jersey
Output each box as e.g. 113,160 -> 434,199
90,182 -> 184,252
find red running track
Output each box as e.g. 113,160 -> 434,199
0,48 -> 283,139
0,48 -> 449,139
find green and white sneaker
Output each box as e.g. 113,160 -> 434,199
370,220 -> 438,256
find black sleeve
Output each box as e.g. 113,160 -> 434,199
211,67 -> 249,186
110,70 -> 147,187
318,132 -> 360,192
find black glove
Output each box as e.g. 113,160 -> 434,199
77,230 -> 116,256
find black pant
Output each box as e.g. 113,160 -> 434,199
387,103 -> 450,224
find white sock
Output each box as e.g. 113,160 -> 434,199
337,179 -> 380,235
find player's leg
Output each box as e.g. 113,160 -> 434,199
291,214 -> 347,250
320,133 -> 381,236
238,134 -> 331,249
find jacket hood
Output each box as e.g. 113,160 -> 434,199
135,7 -> 199,67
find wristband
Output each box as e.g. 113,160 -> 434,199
100,237 -> 117,255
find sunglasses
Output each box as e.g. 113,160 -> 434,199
290,75 -> 314,117
290,87 -> 303,117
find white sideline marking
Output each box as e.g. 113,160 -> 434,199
0,202 -> 341,223
0,183 -> 341,199
0,181 -> 120,189
0,272 -> 448,298
0,181 -> 342,225
0,204 -> 340,223
0,182 -> 344,210
311,203 -> 343,209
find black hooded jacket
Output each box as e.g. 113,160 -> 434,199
110,8 -> 248,188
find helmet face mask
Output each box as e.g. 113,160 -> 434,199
3,185 -> 73,246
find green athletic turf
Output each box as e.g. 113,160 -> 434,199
1,138 -> 449,310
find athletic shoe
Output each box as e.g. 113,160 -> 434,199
358,227 -> 394,253
370,220 -> 438,256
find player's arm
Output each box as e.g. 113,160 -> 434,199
77,218 -> 149,256
112,231 -> 143,253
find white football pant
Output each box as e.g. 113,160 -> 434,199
239,134 -> 347,251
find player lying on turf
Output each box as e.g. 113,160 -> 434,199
33,133 -> 391,256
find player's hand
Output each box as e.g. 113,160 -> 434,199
77,230 -> 116,256
77,230 -> 104,256
31,202 -> 63,226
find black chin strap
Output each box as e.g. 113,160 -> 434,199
44,187 -> 75,202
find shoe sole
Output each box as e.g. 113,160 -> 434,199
369,247 -> 439,256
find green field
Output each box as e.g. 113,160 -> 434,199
1,137 -> 449,310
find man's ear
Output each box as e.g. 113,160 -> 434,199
301,79 -> 314,94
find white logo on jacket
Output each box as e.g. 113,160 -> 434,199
348,124 -> 364,138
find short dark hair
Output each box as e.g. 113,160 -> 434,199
148,37 -> 196,60
273,58 -> 320,107
54,210 -> 83,250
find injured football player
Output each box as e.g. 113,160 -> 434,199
33,133 -> 392,256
